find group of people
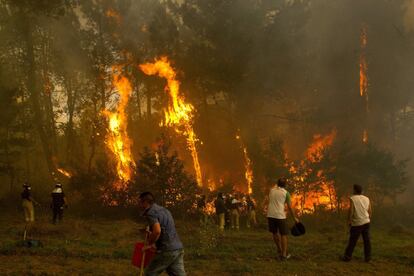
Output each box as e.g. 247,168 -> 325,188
20,177 -> 371,275
266,178 -> 371,262
21,182 -> 68,239
137,178 -> 371,275
213,192 -> 257,231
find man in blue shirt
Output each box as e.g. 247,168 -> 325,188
138,192 -> 186,276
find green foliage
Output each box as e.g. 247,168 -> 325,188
133,136 -> 200,214
322,140 -> 409,206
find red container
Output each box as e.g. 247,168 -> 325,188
132,242 -> 156,268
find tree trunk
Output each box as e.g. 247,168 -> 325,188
24,18 -> 56,177
88,85 -> 99,173
65,76 -> 77,166
146,87 -> 152,119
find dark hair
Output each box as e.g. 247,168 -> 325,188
139,192 -> 155,204
353,184 -> 363,195
217,192 -> 223,199
277,178 -> 287,188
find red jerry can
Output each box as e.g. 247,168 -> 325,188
132,242 -> 156,268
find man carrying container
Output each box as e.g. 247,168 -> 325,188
138,192 -> 186,276
267,178 -> 299,261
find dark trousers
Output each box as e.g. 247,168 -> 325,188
53,207 -> 63,224
345,223 -> 371,260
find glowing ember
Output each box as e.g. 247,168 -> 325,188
204,200 -> 216,215
103,67 -> 135,190
207,179 -> 217,192
57,168 -> 72,178
236,133 -> 253,194
139,57 -> 203,187
106,8 -> 121,25
363,129 -> 368,144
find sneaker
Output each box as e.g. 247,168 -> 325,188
281,254 -> 291,261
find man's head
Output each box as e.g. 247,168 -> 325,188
138,192 -> 155,210
353,184 -> 363,195
23,182 -> 31,190
217,192 -> 223,199
277,178 -> 287,188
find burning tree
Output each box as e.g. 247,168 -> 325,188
139,57 -> 203,189
132,136 -> 200,215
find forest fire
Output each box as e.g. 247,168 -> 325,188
139,57 -> 203,187
103,67 -> 135,190
236,134 -> 253,194
290,130 -> 337,213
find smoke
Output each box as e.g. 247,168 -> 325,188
404,0 -> 414,32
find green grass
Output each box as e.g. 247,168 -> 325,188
0,212 -> 413,275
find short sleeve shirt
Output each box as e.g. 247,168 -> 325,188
267,186 -> 290,219
350,195 -> 370,226
143,204 -> 183,252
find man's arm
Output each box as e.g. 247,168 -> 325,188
146,222 -> 161,248
286,193 -> 299,223
368,201 -> 372,218
348,199 -> 354,226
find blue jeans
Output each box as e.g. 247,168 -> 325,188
145,248 -> 186,276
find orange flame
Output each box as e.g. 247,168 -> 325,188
291,129 -> 338,213
363,129 -> 368,144
359,26 -> 368,98
106,8 -> 121,25
306,130 -> 337,162
236,133 -> 253,194
103,67 -> 135,190
360,26 -> 369,143
57,168 -> 72,178
139,57 -> 203,187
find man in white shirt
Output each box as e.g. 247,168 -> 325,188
267,178 -> 299,260
343,184 -> 372,262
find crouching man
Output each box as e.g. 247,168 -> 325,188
138,192 -> 186,276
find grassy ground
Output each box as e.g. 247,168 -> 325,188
0,211 -> 413,275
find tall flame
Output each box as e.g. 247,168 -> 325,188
236,133 -> 253,194
360,26 -> 369,143
139,57 -> 203,187
103,67 -> 135,190
359,27 -> 368,98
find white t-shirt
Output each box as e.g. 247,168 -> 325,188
267,186 -> 290,219
350,195 -> 370,226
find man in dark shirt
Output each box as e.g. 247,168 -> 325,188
197,195 -> 207,226
21,183 -> 35,222
138,192 -> 186,276
51,183 -> 66,224
246,195 -> 257,228
215,193 -> 226,232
